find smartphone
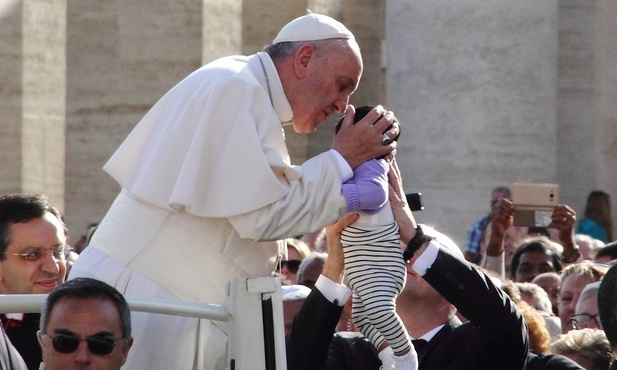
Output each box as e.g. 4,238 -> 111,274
406,192 -> 423,211
512,183 -> 559,227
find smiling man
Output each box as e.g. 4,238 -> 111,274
69,12 -> 400,370
0,193 -> 69,369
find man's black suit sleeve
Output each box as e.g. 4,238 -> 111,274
422,245 -> 529,370
526,353 -> 585,370
285,287 -> 344,370
324,332 -> 380,370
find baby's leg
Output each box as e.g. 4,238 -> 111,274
343,222 -> 414,357
351,291 -> 386,351
354,271 -> 410,354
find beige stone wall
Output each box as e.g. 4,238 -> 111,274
64,0 -> 203,241
203,0 -> 241,63
557,0 -> 617,234
21,0 -> 66,208
0,2 -> 23,194
0,0 -> 66,210
386,0 -> 560,245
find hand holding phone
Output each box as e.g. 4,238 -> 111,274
512,183 -> 559,227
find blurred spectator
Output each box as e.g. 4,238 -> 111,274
576,190 -> 613,243
517,301 -> 551,355
510,237 -> 564,283
551,328 -> 612,370
516,282 -> 561,338
532,272 -> 561,316
301,228 -> 327,253
593,241 -> 617,265
464,186 -> 511,264
574,233 -> 604,261
297,251 -> 328,288
281,238 -> 311,285
558,261 -> 607,333
71,222 -> 98,255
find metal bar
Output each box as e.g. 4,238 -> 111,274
0,295 -> 227,321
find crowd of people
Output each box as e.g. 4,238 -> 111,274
0,11 -> 616,370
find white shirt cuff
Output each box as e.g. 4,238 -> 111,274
329,149 -> 353,182
314,274 -> 351,306
411,241 -> 440,276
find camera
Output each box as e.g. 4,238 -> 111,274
406,193 -> 424,211
512,183 -> 559,227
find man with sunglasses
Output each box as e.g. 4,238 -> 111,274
0,193 -> 70,369
37,277 -> 133,370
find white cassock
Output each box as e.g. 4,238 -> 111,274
69,52 -> 352,369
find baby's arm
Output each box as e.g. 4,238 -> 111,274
342,158 -> 389,214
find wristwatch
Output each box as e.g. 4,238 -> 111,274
403,225 -> 433,262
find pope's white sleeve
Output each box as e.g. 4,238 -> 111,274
228,150 -> 350,241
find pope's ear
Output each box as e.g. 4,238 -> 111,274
293,44 -> 316,78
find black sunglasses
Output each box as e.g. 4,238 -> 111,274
44,334 -> 119,355
281,259 -> 302,273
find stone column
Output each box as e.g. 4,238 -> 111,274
0,2 -> 24,193
0,0 -> 67,210
596,0 -> 617,236
343,0 -> 386,106
64,0 -> 204,240
557,0 -> 617,231
203,0 -> 242,64
386,0 -> 559,246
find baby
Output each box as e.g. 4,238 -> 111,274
336,106 -> 417,370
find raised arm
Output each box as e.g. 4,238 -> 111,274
550,204 -> 579,263
285,213 -> 358,370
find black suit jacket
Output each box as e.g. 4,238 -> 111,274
285,287 -> 344,370
526,353 -> 584,370
289,245 -> 529,370
324,315 -> 467,370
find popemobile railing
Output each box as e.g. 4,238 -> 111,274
0,276 -> 287,370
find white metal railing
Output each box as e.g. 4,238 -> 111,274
0,277 -> 286,370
